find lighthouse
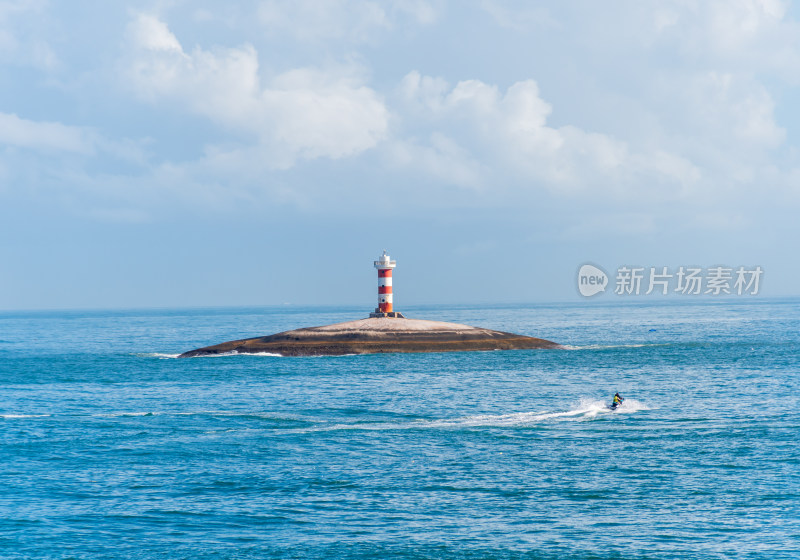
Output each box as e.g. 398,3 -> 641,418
370,250 -> 405,318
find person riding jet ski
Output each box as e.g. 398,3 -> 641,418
611,392 -> 624,409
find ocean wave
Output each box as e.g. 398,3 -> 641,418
0,414 -> 51,419
563,343 -> 670,350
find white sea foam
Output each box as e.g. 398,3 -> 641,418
139,351 -> 285,358
444,398 -> 649,426
431,401 -> 605,426
609,398 -> 649,413
302,399 -> 650,433
0,414 -> 50,419
201,351 -> 353,358
563,343 -> 664,350
189,351 -> 283,358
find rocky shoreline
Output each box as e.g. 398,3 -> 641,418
179,316 -> 561,357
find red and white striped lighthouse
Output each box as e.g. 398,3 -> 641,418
371,250 -> 403,318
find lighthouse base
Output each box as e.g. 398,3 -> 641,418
369,311 -> 406,318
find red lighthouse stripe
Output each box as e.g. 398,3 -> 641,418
378,286 -> 392,294
378,269 -> 392,278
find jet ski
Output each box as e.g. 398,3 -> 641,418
608,394 -> 624,410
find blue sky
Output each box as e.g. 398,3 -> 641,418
1,0 -> 798,310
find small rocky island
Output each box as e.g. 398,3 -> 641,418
179,316 -> 561,357
179,251 -> 560,357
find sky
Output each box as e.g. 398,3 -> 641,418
1,0 -> 799,310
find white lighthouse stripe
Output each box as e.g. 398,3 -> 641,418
378,277 -> 392,287
380,294 -> 393,303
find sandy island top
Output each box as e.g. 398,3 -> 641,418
305,317 -> 481,333
180,316 -> 561,357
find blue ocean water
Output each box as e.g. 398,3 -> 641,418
1,299 -> 798,559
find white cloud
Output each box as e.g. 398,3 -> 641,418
128,12 -> 183,53
480,0 -> 557,31
0,112 -> 95,153
3,1 -> 795,224
702,0 -> 787,51
388,133 -> 485,189
0,0 -> 58,69
265,68 -> 389,160
125,13 -> 389,168
395,71 -> 701,197
0,0 -> 45,23
646,0 -> 800,79
398,0 -> 441,25
639,69 -> 786,193
466,2 -> 794,202
258,0 -> 387,41
694,72 -> 785,149
257,0 -> 440,42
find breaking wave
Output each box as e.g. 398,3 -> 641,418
137,352 -> 283,359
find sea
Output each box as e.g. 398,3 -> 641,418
1,299 -> 798,560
